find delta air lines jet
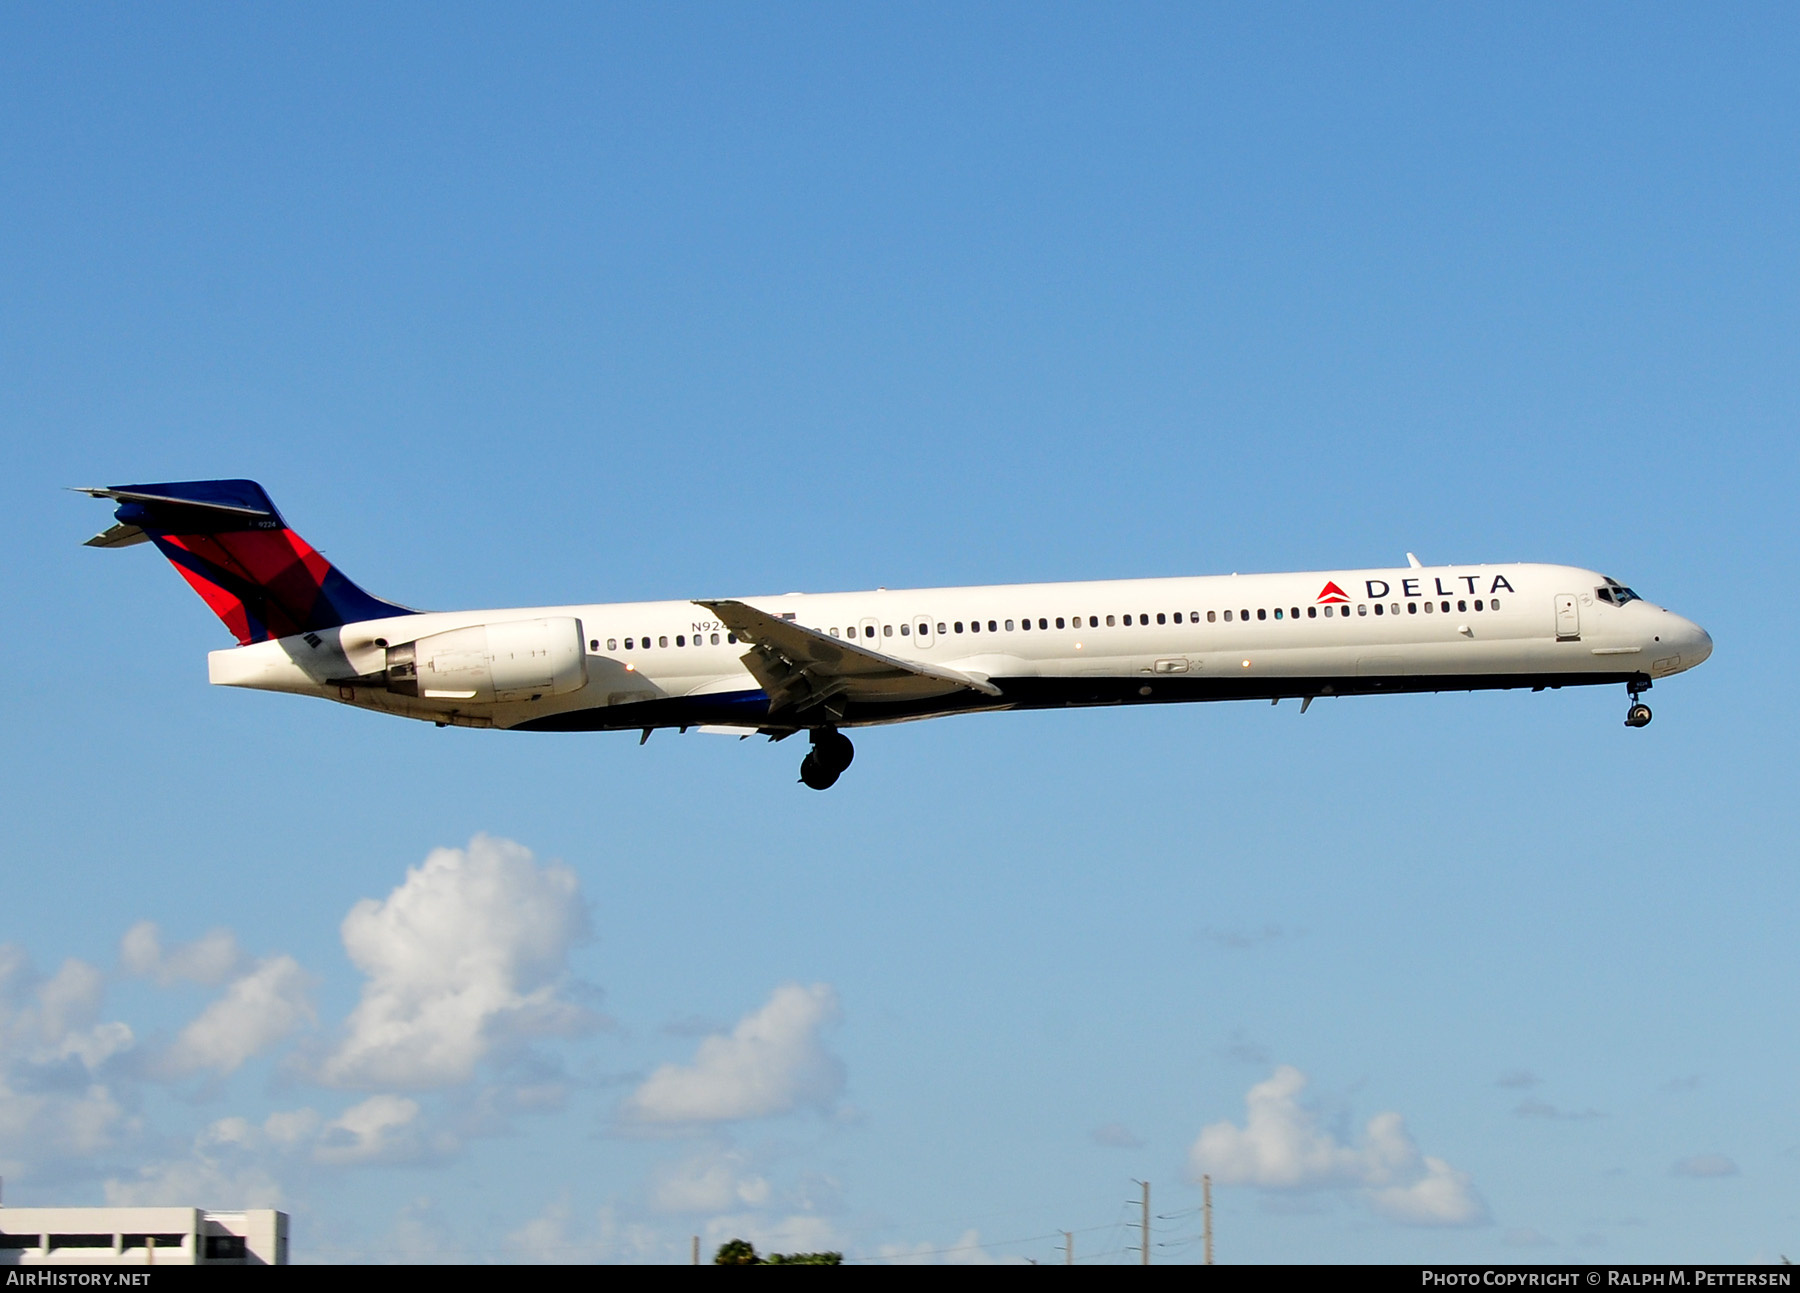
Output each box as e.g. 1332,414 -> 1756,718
80,480 -> 1713,789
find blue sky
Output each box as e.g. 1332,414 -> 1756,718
2,3 -> 1796,1263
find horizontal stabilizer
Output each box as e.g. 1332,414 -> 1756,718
73,480 -> 281,523
84,522 -> 151,548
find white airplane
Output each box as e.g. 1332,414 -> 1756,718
80,479 -> 1713,789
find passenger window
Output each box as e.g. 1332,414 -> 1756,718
1038,618 -> 1048,630
937,623 -> 947,634
1273,609 -> 1283,620
1121,614 -> 1132,626
954,622 -> 964,633
712,633 -> 721,645
1357,604 -> 1367,616
1240,609 -> 1250,621
1089,615 -> 1099,627
1407,602 -> 1417,614
1173,612 -> 1182,624
1140,613 -> 1149,623
1207,611 -> 1217,622
1106,615 -> 1116,626
1157,613 -> 1166,624
1441,601 -> 1450,613
988,620 -> 998,633
1489,599 -> 1501,610
728,633 -> 737,644
830,628 -> 840,637
970,620 -> 981,633
1473,600 -> 1483,611
1006,619 -> 1016,631
1323,606 -> 1333,617
901,623 -> 910,635
1257,609 -> 1267,621
1290,608 -> 1299,619
1223,610 -> 1232,622
1056,617 -> 1066,629
589,638 -> 598,651
658,635 -> 669,646
607,638 -> 618,650
1372,605 -> 1383,616
1457,600 -> 1467,612
884,624 -> 893,636
1390,604 -> 1399,615
1307,607 -> 1317,619
1423,602 -> 1433,613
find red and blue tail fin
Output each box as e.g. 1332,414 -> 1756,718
78,479 -> 415,645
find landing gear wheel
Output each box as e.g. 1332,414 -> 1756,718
1625,703 -> 1652,728
799,729 -> 855,790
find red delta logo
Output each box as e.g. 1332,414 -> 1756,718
1316,581 -> 1350,604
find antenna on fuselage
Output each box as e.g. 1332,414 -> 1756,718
1406,552 -> 1423,568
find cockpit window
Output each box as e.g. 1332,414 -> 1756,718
1599,578 -> 1642,606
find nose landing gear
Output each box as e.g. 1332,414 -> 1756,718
1624,678 -> 1653,728
799,728 -> 855,790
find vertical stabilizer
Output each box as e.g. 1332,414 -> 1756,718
77,479 -> 415,644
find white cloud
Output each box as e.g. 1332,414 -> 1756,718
1504,1227 -> 1555,1247
624,983 -> 843,1125
874,1229 -> 1019,1265
103,1154 -> 283,1208
1189,1066 -> 1487,1227
119,923 -> 246,987
35,959 -> 106,1041
1673,1153 -> 1738,1178
319,835 -> 595,1089
111,1094 -> 453,1193
160,956 -> 316,1077
1091,1121 -> 1143,1148
507,1195 -> 578,1263
103,1111 -> 292,1207
0,948 -> 136,1174
314,1094 -> 434,1166
650,1149 -> 774,1213
1514,1097 -> 1602,1121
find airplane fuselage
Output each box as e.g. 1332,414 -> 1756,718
206,561 -> 1713,735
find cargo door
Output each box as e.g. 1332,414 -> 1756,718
1554,594 -> 1581,641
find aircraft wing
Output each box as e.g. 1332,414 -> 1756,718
695,599 -> 1002,721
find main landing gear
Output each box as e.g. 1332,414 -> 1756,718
799,728 -> 855,790
1624,679 -> 1653,729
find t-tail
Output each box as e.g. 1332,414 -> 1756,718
77,479 -> 415,644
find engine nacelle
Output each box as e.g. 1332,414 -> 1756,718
384,617 -> 587,704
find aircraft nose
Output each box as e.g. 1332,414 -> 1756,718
1673,616 -> 1712,668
